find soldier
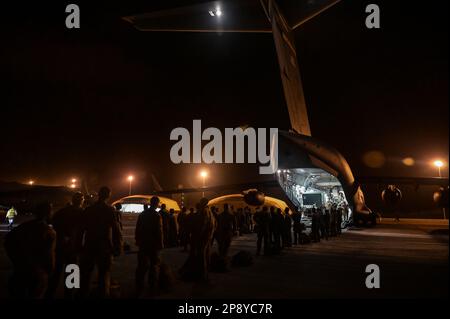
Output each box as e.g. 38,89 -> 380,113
180,198 -> 216,281
269,206 -> 276,244
236,207 -> 245,236
324,209 -> 331,240
159,204 -> 170,247
253,206 -> 271,256
168,208 -> 178,247
113,203 -> 124,232
292,207 -> 302,245
79,187 -> 122,298
319,208 -> 328,240
135,196 -> 163,297
329,206 -> 336,237
177,207 -> 189,251
272,208 -> 283,252
336,208 -> 343,235
46,192 -> 85,299
282,207 -> 292,248
311,208 -> 320,242
215,204 -> 235,260
4,202 -> 56,299
244,206 -> 253,232
230,205 -> 238,236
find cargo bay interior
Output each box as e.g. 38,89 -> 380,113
276,168 -> 352,226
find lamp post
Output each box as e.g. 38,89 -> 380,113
433,160 -> 444,177
128,175 -> 134,196
432,160 -> 446,219
200,170 -> 208,198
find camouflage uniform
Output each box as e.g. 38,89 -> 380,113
180,201 -> 216,281
135,205 -> 164,295
79,200 -> 122,298
5,217 -> 56,298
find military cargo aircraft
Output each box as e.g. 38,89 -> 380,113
122,0 -> 448,226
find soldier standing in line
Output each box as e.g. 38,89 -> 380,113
4,202 -> 56,299
168,208 -> 178,247
215,203 -> 235,261
79,187 -> 122,299
253,206 -> 271,256
282,207 -> 292,248
311,208 -> 320,242
272,208 -> 283,252
319,207 -> 328,241
159,203 -> 170,247
177,207 -> 189,251
180,198 -> 216,282
244,206 -> 253,232
324,208 -> 331,240
292,207 -> 302,245
329,206 -> 336,237
135,196 -> 164,297
236,208 -> 246,236
336,207 -> 343,235
46,192 -> 85,299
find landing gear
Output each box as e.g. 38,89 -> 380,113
353,213 -> 377,227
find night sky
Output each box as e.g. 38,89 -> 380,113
1,0 -> 448,196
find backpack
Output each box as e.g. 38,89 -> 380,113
231,250 -> 253,267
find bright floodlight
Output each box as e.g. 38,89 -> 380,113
28,180 -> 34,185
71,178 -> 77,183
200,170 -> 208,178
70,184 -> 76,189
434,160 -> 444,168
216,8 -> 222,16
128,175 -> 134,181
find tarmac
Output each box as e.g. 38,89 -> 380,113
0,215 -> 448,299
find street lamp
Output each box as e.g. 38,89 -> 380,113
200,170 -> 208,197
127,175 -> 134,196
433,160 -> 444,177
28,180 -> 34,185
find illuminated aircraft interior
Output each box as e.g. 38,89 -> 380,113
276,168 -> 351,220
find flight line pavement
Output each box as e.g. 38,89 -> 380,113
0,216 -> 448,299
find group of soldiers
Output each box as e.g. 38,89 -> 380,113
309,206 -> 344,242
252,206 -> 305,256
3,188 -> 346,299
3,188 -> 225,298
4,187 -> 123,299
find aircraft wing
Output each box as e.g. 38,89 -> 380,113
122,0 -> 272,33
123,0 -> 342,136
358,176 -> 449,187
152,179 -> 279,195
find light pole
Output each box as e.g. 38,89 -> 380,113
128,175 -> 134,196
200,170 -> 208,198
433,160 -> 444,177
433,160 -> 446,219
